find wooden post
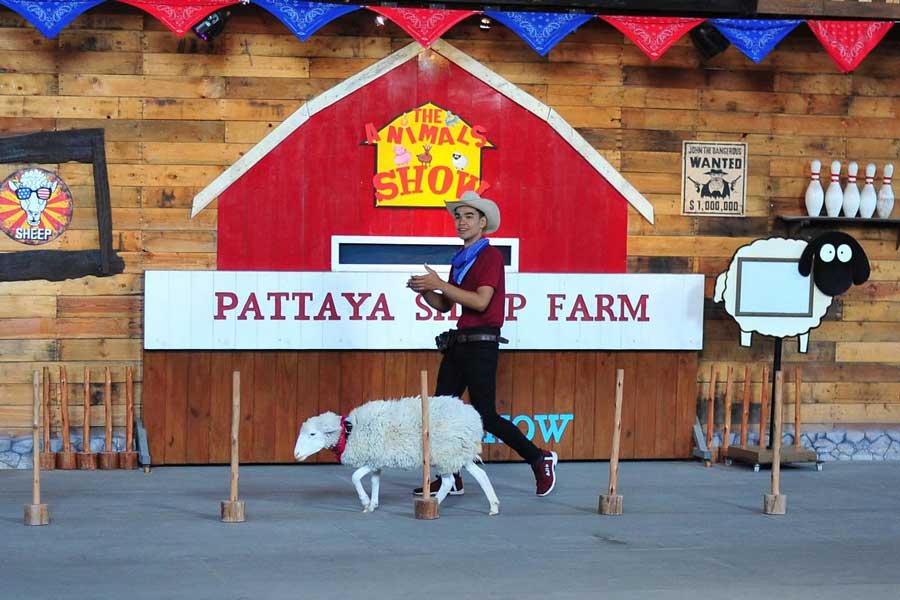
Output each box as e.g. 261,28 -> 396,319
794,366 -> 802,448
414,369 -> 439,520
764,371 -> 787,515
599,369 -> 625,515
76,367 -> 97,469
98,367 -> 117,469
740,366 -> 751,448
759,365 -> 769,449
705,366 -> 717,466
221,371 -> 245,523
56,367 -> 76,469
119,366 -> 138,469
39,367 -> 55,470
25,371 -> 50,526
721,367 -> 734,460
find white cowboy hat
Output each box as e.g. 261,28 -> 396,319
445,191 -> 500,234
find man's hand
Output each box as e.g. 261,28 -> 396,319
407,264 -> 445,294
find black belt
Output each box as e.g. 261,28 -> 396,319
455,333 -> 508,344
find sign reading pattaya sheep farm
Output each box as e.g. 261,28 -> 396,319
144,271 -> 703,350
365,101 -> 494,207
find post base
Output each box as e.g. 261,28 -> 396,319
76,452 -> 97,470
763,493 -> 787,515
119,451 -> 139,470
98,452 -> 118,470
599,494 -> 624,515
39,452 -> 56,470
24,504 -> 50,526
56,451 -> 76,470
414,497 -> 439,520
221,500 -> 245,523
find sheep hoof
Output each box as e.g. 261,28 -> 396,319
489,505 -> 500,516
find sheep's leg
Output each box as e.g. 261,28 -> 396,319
798,333 -> 809,354
365,469 -> 382,512
351,466 -> 373,511
434,474 -> 454,504
464,461 -> 500,516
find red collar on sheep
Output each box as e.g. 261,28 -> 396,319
330,415 -> 353,461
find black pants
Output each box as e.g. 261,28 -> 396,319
435,329 -> 543,465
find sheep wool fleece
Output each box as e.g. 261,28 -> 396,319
340,395 -> 484,474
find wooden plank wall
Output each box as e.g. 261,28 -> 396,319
143,351 -> 696,464
1,6 -> 899,439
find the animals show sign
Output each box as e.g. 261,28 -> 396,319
366,101 -> 493,207
0,167 -> 73,245
681,140 -> 747,217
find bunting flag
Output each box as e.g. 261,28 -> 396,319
118,0 -> 238,37
0,0 -> 105,37
253,0 -> 359,41
367,7 -> 476,48
600,15 -> 704,61
710,19 -> 802,63
807,20 -> 893,73
483,11 -> 593,56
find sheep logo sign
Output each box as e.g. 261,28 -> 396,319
0,167 -> 74,245
714,233 -> 869,352
364,101 -> 494,208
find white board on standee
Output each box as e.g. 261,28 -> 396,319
144,271 -> 705,351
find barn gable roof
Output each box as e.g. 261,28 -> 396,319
191,39 -> 654,224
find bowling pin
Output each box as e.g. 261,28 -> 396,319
805,159 -> 824,217
842,161 -> 860,217
877,163 -> 894,219
859,163 -> 877,218
824,160 -> 843,217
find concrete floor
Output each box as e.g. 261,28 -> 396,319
3,460 -> 900,599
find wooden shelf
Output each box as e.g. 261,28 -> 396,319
777,215 -> 900,249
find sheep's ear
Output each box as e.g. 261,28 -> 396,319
850,238 -> 871,285
798,242 -> 816,277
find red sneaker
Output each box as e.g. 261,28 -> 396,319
533,450 -> 557,496
412,473 -> 464,496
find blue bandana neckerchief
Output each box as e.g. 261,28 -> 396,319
451,238 -> 490,285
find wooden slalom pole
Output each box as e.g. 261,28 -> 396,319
56,367 -> 76,469
759,365 -> 769,449
221,371 -> 245,522
599,369 -> 625,515
40,367 -> 56,470
98,367 -> 117,469
763,371 -> 787,515
721,367 -> 734,461
119,366 -> 139,469
705,366 -> 717,467
414,369 -> 439,520
25,371 -> 50,526
794,366 -> 802,448
76,367 -> 97,470
740,366 -> 751,448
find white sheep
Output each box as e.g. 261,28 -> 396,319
713,237 -> 830,353
294,395 -> 500,515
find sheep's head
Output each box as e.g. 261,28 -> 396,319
293,411 -> 341,461
799,231 -> 870,296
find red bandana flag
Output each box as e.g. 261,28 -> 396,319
601,16 -> 705,61
806,20 -> 893,73
118,0 -> 238,37
367,7 -> 476,48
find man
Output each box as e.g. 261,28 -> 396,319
407,191 -> 558,497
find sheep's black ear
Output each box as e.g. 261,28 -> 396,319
849,237 -> 871,285
798,240 -> 816,277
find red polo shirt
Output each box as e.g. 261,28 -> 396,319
450,245 -> 505,330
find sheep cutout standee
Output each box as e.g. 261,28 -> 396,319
713,232 -> 869,352
294,395 -> 500,515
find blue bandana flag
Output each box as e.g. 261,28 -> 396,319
484,11 -> 593,56
451,238 -> 489,285
0,0 -> 104,38
252,0 -> 360,41
710,19 -> 803,63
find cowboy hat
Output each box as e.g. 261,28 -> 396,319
445,191 -> 500,234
